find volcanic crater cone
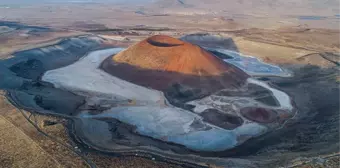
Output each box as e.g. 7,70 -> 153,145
101,35 -> 249,103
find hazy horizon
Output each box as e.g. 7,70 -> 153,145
0,0 -> 155,5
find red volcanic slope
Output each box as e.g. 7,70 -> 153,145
101,35 -> 249,92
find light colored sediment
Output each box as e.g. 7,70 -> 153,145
42,48 -> 165,105
79,106 -> 267,152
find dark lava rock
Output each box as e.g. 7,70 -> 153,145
4,35 -> 104,81
9,59 -> 45,80
17,81 -> 85,115
208,50 -> 233,59
200,109 -> 243,129
240,107 -> 278,123
216,83 -> 280,107
165,83 -> 207,110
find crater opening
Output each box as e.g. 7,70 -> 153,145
146,35 -> 184,47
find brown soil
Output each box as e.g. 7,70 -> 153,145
0,115 -> 63,168
102,35 -> 249,93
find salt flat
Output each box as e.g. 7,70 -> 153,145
42,48 -> 165,105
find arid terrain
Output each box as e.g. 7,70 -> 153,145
0,1 -> 339,168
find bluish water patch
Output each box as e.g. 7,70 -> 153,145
298,16 -> 326,20
0,35 -> 104,89
206,48 -> 292,77
0,21 -> 51,31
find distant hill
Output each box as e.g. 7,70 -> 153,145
149,0 -> 339,16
